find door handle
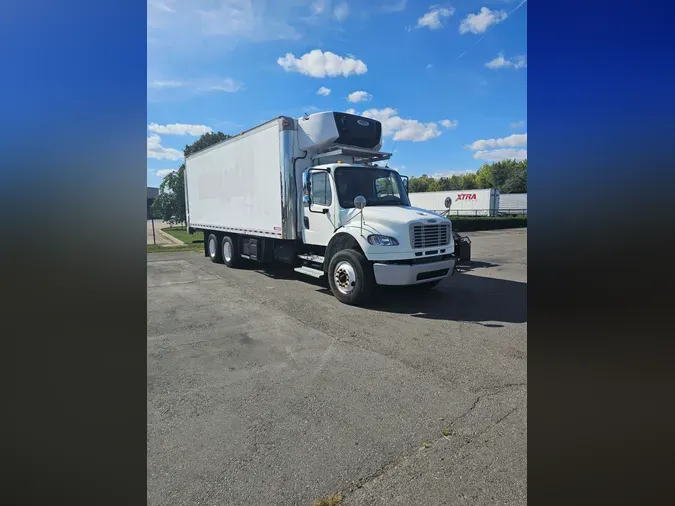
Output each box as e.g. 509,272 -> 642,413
304,216 -> 310,229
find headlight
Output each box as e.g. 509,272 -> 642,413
367,234 -> 399,246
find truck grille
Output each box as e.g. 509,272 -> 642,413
410,223 -> 450,249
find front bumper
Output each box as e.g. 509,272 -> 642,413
373,258 -> 456,286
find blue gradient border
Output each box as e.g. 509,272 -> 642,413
528,1 -> 674,504
2,1 -> 147,504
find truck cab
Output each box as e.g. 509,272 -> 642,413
297,160 -> 456,305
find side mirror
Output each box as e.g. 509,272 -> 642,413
354,195 -> 367,209
401,175 -> 409,193
444,197 -> 452,209
303,195 -> 310,207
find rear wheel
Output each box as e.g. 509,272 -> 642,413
328,249 -> 375,306
221,236 -> 240,268
207,233 -> 222,263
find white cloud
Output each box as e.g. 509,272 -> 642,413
416,5 -> 455,30
347,90 -> 372,103
148,0 -> 301,48
510,120 -> 525,129
333,2 -> 350,21
316,86 -> 331,96
466,131 -> 527,161
381,0 -> 407,13
467,133 -> 527,150
459,7 -> 508,34
148,123 -> 213,136
431,169 -> 476,179
473,148 -> 527,161
440,119 -> 458,129
203,77 -> 246,93
345,108 -> 358,115
147,134 -> 184,160
277,49 -> 367,78
311,0 -> 325,14
147,80 -> 184,88
512,54 -> 527,69
485,52 -> 527,69
361,107 -> 442,142
426,63 -> 433,69
156,169 -> 177,178
148,77 -> 242,93
149,0 -> 176,15
485,53 -> 509,69
196,1 -> 299,40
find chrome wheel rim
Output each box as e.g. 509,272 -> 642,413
334,261 -> 357,294
223,240 -> 232,262
208,237 -> 217,258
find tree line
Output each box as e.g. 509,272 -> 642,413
407,159 -> 527,194
151,131 -> 527,224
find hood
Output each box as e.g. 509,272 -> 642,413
338,205 -> 450,238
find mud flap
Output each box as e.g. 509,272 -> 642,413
453,232 -> 471,264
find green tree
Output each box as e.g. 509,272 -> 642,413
462,172 -> 477,189
502,160 -> 527,193
491,159 -> 518,189
427,179 -> 443,192
184,132 -> 231,157
151,165 -> 185,225
448,175 -> 463,190
406,160 -> 526,193
475,163 -> 494,189
408,174 -> 432,193
152,131 -> 232,225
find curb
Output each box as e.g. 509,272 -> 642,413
158,228 -> 185,246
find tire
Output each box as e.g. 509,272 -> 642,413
221,236 -> 239,268
328,249 -> 375,306
413,279 -> 442,290
207,233 -> 222,263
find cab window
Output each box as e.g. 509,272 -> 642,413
311,172 -> 332,206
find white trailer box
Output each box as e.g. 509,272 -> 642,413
408,188 -> 500,217
185,112 -> 385,241
498,193 -> 527,215
185,117 -> 295,240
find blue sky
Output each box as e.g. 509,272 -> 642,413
147,0 -> 527,187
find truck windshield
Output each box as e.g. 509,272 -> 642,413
334,167 -> 411,208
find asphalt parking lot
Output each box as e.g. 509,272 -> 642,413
147,228 -> 527,505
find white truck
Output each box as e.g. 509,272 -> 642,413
185,111 -> 460,305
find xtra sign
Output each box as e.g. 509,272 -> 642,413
455,193 -> 477,201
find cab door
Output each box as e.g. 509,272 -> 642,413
302,169 -> 337,246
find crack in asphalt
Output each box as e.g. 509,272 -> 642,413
340,392 -> 522,500
170,255 -> 526,503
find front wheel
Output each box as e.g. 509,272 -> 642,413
328,249 -> 375,306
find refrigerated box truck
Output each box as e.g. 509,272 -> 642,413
408,188 -> 500,217
185,111 -> 460,305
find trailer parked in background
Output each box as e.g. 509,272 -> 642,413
408,188 -> 500,217
498,193 -> 527,215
